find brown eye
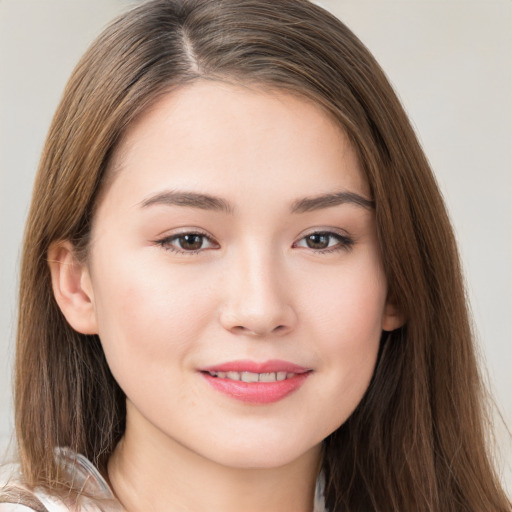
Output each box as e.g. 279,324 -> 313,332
156,232 -> 218,254
178,234 -> 205,250
305,233 -> 330,249
294,231 -> 354,253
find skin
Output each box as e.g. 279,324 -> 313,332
50,81 -> 402,512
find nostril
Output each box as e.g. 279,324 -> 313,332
231,325 -> 257,335
229,324 -> 289,337
220,302 -> 297,337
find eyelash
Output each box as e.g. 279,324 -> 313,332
155,230 -> 217,255
154,230 -> 354,255
292,231 -> 355,254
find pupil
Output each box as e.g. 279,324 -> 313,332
180,234 -> 203,250
307,234 -> 329,249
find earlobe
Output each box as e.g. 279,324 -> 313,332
47,241 -> 98,335
381,300 -> 405,332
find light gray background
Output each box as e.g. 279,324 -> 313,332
1,0 -> 510,488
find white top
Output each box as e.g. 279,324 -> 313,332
0,448 -> 121,512
1,448 -> 327,511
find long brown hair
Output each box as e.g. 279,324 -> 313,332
11,0 -> 511,510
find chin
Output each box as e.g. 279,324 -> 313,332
197,435 -> 322,470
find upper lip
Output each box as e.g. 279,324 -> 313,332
200,359 -> 311,374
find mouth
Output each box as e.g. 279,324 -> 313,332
199,360 -> 312,404
204,370 -> 298,383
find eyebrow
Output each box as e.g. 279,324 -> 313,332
139,189 -> 374,214
290,191 -> 375,213
139,190 -> 234,214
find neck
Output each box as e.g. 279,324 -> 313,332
107,405 -> 322,512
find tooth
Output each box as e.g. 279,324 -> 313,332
241,372 -> 259,383
259,372 -> 277,382
215,371 -> 295,382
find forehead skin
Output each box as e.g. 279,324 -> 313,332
101,80 -> 370,211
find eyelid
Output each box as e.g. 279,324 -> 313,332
153,227 -> 354,255
154,228 -> 219,255
292,228 -> 355,253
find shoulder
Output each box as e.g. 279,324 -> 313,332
0,459 -> 57,512
1,449 -> 121,512
0,478 -> 56,512
0,461 -> 45,511
0,505 -> 39,512
0,480 -> 49,512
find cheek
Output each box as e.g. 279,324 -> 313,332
89,247 -> 216,374
302,254 -> 386,421
303,251 -> 387,344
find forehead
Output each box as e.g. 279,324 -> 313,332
103,80 -> 369,205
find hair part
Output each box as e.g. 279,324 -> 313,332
12,0 -> 511,510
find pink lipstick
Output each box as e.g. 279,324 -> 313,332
200,360 -> 311,404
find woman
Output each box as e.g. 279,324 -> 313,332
1,0 -> 510,510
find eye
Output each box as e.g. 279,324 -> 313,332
294,231 -> 354,252
156,232 -> 219,254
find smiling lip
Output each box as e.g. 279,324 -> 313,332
200,360 -> 312,404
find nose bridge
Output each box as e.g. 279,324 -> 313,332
220,240 -> 295,336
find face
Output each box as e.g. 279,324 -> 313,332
76,81 -> 400,469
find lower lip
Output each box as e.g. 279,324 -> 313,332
201,372 -> 311,404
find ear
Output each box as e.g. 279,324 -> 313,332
381,298 -> 405,332
47,241 -> 98,335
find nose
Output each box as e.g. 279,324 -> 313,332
219,247 -> 297,337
